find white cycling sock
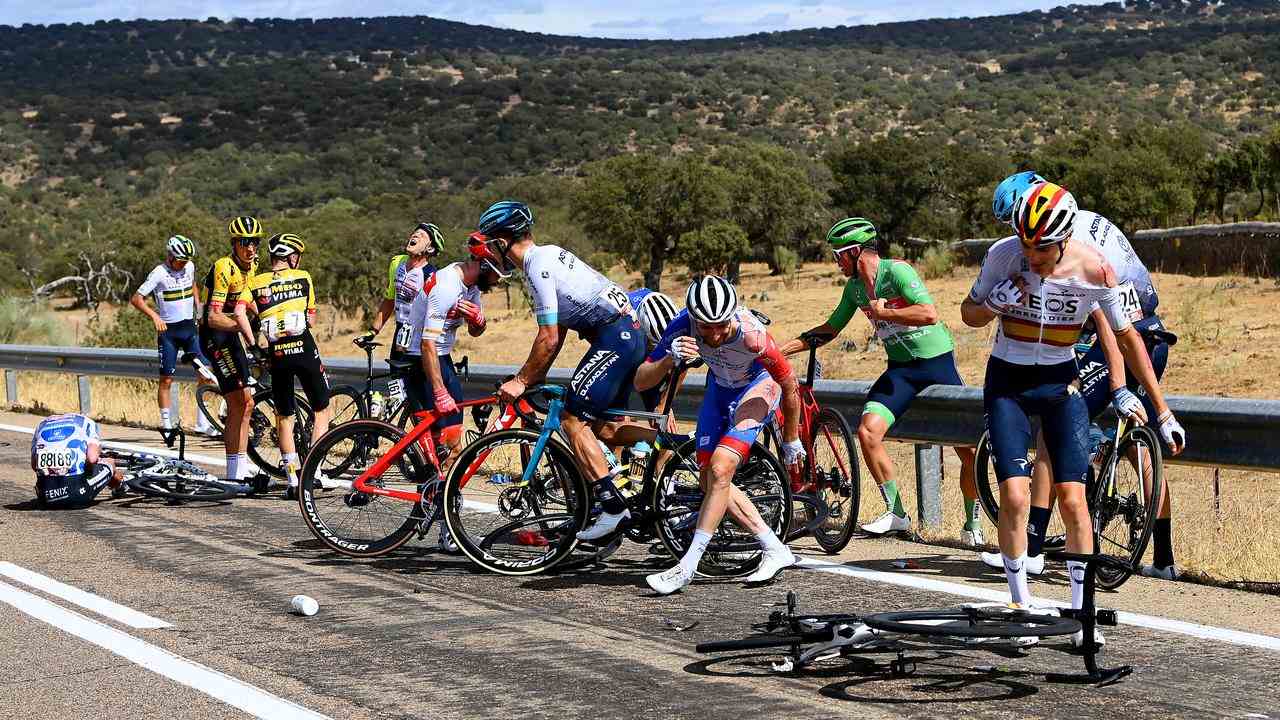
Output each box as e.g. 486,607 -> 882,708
755,528 -> 788,554
1003,553 -> 1032,606
679,530 -> 712,576
1067,560 -> 1087,610
235,453 -> 251,480
225,454 -> 239,481
159,408 -> 172,430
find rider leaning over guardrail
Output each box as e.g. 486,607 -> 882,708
960,181 -> 1176,648
355,222 -> 442,397
236,233 -> 333,500
129,234 -> 218,438
471,200 -> 649,544
632,275 -> 805,594
980,172 -> 1188,581
781,218 -> 982,545
200,216 -> 264,485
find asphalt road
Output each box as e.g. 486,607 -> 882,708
1,415 -> 1278,719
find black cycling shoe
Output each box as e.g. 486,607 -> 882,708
249,473 -> 271,495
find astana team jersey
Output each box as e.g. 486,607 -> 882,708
1071,210 -> 1159,322
522,245 -> 633,332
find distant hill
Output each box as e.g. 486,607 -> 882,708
2,0 -> 1278,193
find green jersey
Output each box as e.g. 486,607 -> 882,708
826,259 -> 954,363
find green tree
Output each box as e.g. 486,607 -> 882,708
675,221 -> 750,277
825,134 -> 942,247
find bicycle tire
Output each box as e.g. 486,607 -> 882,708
297,420 -> 430,557
650,437 -> 793,577
810,407 -> 860,554
974,430 -> 1001,525
327,385 -> 366,426
443,428 -> 589,576
864,608 -> 1080,638
125,459 -> 236,502
195,385 -> 227,435
1092,424 -> 1163,590
246,391 -> 314,478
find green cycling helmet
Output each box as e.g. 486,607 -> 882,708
826,217 -> 878,251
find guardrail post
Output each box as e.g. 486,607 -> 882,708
77,375 -> 92,415
914,443 -> 943,530
4,369 -> 16,406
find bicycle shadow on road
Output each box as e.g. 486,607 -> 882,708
260,540 -> 488,577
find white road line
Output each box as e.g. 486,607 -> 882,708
0,422 -> 226,466
797,557 -> 1280,653
0,562 -> 171,629
0,580 -> 334,720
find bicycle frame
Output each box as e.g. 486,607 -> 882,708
792,339 -> 854,488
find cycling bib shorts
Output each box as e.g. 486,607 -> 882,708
157,319 -> 204,377
566,315 -> 646,422
983,357 -> 1090,485
864,351 -> 964,427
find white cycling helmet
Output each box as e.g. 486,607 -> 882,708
166,235 -> 195,260
685,275 -> 737,324
637,291 -> 678,345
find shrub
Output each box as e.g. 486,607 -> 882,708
0,297 -> 71,346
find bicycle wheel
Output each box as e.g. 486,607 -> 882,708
1091,425 -> 1163,590
443,428 -> 589,576
327,385 -> 365,426
126,458 -> 236,502
864,607 -> 1079,638
651,438 -> 793,577
195,385 -> 227,435
809,408 -> 861,554
247,391 -> 313,478
974,431 -> 1000,525
298,420 -> 431,557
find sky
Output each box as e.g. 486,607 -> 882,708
0,0 -> 1118,38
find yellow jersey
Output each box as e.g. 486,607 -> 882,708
240,268 -> 317,344
201,256 -> 257,325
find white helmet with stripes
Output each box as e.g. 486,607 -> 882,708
685,275 -> 737,324
637,291 -> 678,345
166,235 -> 195,260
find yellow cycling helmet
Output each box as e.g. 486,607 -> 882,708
268,232 -> 306,257
228,216 -> 265,238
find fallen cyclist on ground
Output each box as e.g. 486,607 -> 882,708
31,413 -> 125,509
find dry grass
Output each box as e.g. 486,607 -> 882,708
13,262 -> 1280,586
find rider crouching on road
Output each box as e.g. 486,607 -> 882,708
634,276 -> 805,594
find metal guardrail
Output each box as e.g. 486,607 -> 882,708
3,344 -> 1278,527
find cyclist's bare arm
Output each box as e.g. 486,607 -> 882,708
231,302 -> 259,349
129,293 -> 165,331
868,300 -> 938,327
515,324 -> 564,385
960,297 -> 997,328
1090,308 -> 1129,393
420,336 -> 447,396
634,353 -> 674,392
780,324 -> 836,356
370,298 -> 394,334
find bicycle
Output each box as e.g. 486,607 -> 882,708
296,388 -> 539,557
327,337 -> 471,429
442,364 -> 793,577
195,353 -> 315,479
973,402 -> 1163,590
103,425 -> 263,502
761,332 -> 863,554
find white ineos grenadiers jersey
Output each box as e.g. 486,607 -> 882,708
136,263 -> 196,323
407,263 -> 483,357
31,414 -> 99,477
968,237 -> 1132,366
1073,210 -> 1158,321
522,245 -> 633,332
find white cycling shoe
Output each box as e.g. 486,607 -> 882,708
1140,563 -> 1181,581
743,547 -> 796,584
961,526 -> 986,547
577,510 -> 630,541
647,565 -> 694,595
979,551 -> 1045,576
860,511 -> 911,535
437,525 -> 461,555
1072,627 -> 1106,648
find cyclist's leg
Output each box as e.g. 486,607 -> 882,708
157,327 -> 179,429
858,363 -> 913,519
717,376 -> 784,535
202,330 -> 254,478
175,323 -> 216,433
294,335 -> 332,443
984,361 -> 1037,605
1026,430 -> 1056,559
563,317 -> 646,512
916,351 -> 981,531
270,353 -> 300,463
1037,382 -> 1093,609
1134,336 -> 1176,571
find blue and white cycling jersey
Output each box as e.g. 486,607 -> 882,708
31,414 -> 99,477
522,245 -> 633,332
